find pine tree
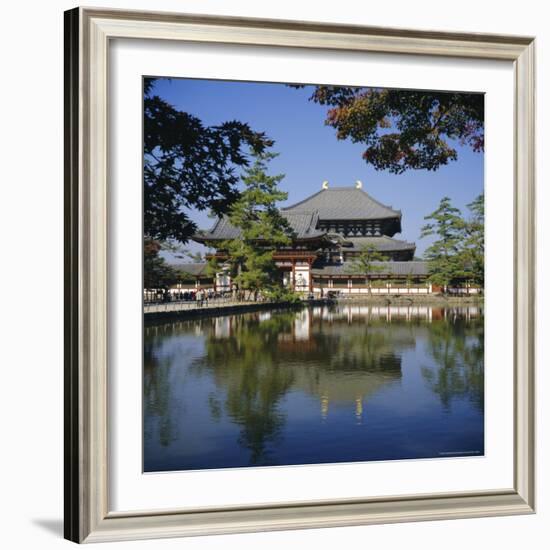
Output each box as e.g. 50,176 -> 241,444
421,197 -> 468,289
221,152 -> 297,301
461,194 -> 485,288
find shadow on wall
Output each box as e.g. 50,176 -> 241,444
32,518 -> 63,538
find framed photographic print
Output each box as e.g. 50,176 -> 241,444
64,7 -> 535,543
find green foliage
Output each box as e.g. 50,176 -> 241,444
422,316 -> 484,412
421,197 -> 466,287
144,77 -> 273,243
461,194 -> 485,286
296,86 -> 483,174
421,195 -> 485,289
263,286 -> 302,304
143,239 -> 180,289
220,152 -> 296,300
204,256 -> 222,281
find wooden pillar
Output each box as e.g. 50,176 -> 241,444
292,260 -> 296,290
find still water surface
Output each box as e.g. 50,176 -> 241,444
144,305 -> 484,471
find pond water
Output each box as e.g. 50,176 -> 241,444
144,305 -> 484,472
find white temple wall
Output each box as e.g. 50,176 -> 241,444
294,262 -> 310,292
313,287 -> 431,295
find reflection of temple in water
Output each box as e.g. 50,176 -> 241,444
144,304 -> 484,469
145,306 -> 481,426
293,354 -> 403,423
206,306 -> 482,339
145,306 -> 482,343
269,308 -> 411,423
311,305 -> 482,323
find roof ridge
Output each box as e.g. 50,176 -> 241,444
282,186 -> 401,217
281,189 -> 326,211
282,209 -> 318,215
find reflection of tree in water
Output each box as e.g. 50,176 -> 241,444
193,312 -> 407,461
143,324 -> 187,447
308,323 -> 412,373
193,314 -> 296,465
144,307 -> 483,466
421,315 -> 484,412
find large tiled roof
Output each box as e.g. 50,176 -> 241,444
342,235 -> 415,252
282,211 -> 325,238
282,187 -> 401,221
196,216 -> 240,241
194,210 -> 326,242
312,261 -> 428,277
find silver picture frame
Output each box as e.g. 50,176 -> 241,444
64,7 -> 535,543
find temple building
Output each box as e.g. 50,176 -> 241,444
177,181 -> 433,296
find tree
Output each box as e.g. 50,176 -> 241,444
219,152 -> 297,301
143,239 -> 180,294
190,311 -> 403,463
144,77 -> 273,243
194,313 -> 297,465
421,315 -> 484,412
461,194 -> 485,287
420,197 -> 468,289
346,244 -> 387,294
297,86 -> 483,174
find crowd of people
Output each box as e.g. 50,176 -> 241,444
145,288 -> 230,305
145,288 -> 320,306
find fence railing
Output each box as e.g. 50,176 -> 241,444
144,296 -> 250,314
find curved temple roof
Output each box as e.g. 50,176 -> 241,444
282,186 -> 402,221
194,210 -> 326,242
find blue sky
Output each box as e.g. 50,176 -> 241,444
149,78 -> 483,259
